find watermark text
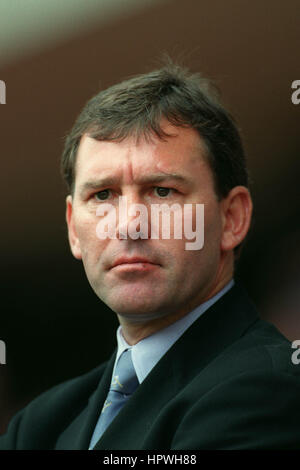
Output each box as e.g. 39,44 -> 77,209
291,80 -> 300,105
95,198 -> 204,250
291,340 -> 300,364
0,80 -> 6,104
0,340 -> 6,364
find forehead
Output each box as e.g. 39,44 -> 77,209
74,123 -> 212,188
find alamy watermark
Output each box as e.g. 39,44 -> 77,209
95,197 -> 204,250
0,340 -> 6,365
291,340 -> 300,365
0,80 -> 6,104
291,80 -> 300,105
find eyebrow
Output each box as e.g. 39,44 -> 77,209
78,173 -> 190,197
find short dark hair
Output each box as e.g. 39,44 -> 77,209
61,61 -> 249,199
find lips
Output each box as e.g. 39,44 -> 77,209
111,257 -> 158,269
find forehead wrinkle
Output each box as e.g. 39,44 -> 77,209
122,151 -> 135,186
75,126 -> 208,195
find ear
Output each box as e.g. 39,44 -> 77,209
220,186 -> 253,252
66,195 -> 82,260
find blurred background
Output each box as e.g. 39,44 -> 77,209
0,0 -> 299,434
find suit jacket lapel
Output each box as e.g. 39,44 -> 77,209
93,284 -> 259,450
55,351 -> 116,449
76,352 -> 117,449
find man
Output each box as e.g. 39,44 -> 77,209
1,61 -> 300,450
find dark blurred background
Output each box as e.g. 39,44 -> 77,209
0,0 -> 299,434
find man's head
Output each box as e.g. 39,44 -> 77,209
62,61 -> 252,335
62,62 -> 249,199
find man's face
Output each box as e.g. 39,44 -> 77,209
66,123 -> 231,322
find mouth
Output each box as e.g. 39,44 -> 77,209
111,257 -> 160,271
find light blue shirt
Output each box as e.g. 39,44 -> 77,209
89,279 -> 234,448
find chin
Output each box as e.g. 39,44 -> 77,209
116,310 -> 170,324
102,291 -> 171,322
98,281 -> 164,309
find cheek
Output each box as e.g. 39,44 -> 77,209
75,216 -> 104,260
203,201 -> 223,244
179,201 -> 221,253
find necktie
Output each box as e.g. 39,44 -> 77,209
89,348 -> 139,448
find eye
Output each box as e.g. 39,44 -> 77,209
94,189 -> 111,201
154,187 -> 173,198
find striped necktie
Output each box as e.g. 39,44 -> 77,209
89,348 -> 139,448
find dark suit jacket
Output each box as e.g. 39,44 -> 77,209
1,284 -> 300,450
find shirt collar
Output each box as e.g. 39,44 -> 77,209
114,279 -> 234,384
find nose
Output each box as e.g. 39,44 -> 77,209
116,194 -> 150,240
